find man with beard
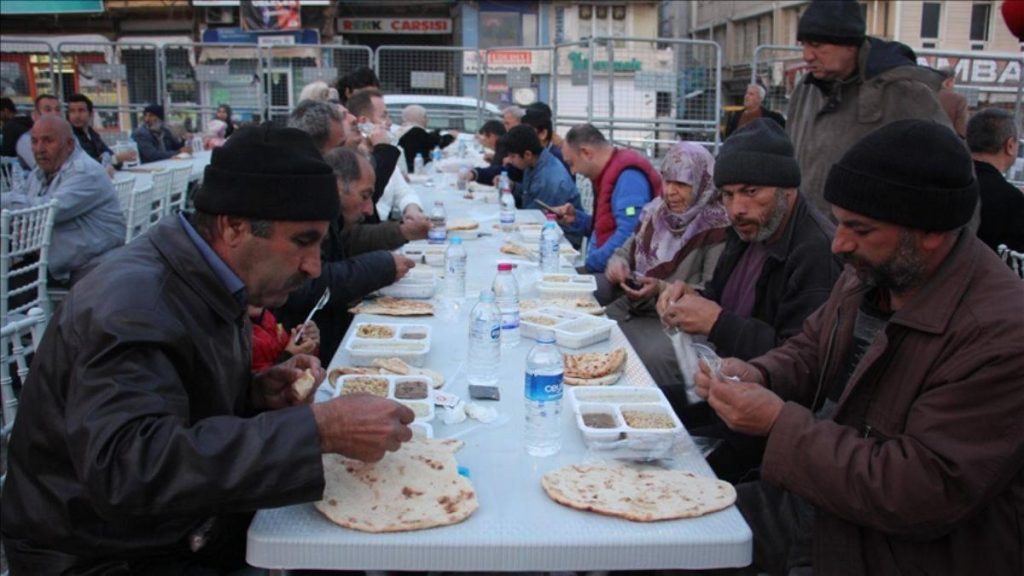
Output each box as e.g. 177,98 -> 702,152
692,119 -> 1024,576
2,125 -> 414,573
657,119 -> 840,482
132,103 -> 190,163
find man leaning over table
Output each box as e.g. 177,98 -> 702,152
693,120 -> 1024,575
551,123 -> 663,273
2,115 -> 125,288
1,125 -> 415,574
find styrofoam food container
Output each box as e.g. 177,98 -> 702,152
575,401 -> 684,459
410,421 -> 434,438
379,269 -> 437,299
402,242 -> 447,266
344,323 -> 431,367
520,307 -> 615,348
333,373 -> 435,422
568,386 -> 667,413
537,273 -> 598,299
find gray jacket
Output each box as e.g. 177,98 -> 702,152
787,38 -> 950,215
4,147 -> 125,281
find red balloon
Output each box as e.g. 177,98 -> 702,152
1002,0 -> 1024,40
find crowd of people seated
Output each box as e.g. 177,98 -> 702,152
2,1 -> 1023,573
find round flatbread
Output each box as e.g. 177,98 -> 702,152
563,348 -> 627,380
447,218 -> 479,231
315,438 -> 477,533
373,357 -> 446,389
350,297 -> 435,316
328,366 -> 381,386
564,372 -> 623,386
541,464 -> 736,522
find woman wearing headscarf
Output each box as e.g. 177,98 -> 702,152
395,104 -> 457,173
599,141 -> 731,386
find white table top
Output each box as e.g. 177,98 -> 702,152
245,178 -> 752,572
114,150 -> 211,190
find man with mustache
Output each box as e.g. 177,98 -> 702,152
2,125 -> 415,573
692,119 -> 1024,576
657,119 -> 840,482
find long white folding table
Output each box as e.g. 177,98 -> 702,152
114,150 -> 211,191
246,178 -> 752,573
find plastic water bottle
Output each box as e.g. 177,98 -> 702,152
458,139 -> 467,158
539,214 -> 562,273
413,153 -> 425,175
492,263 -> 520,348
431,145 -> 443,171
467,291 -> 501,386
499,171 -> 515,235
428,201 -> 447,244
191,135 -> 204,153
524,329 -> 564,456
445,236 -> 467,298
100,151 -> 113,170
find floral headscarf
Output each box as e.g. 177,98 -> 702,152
632,141 -> 731,278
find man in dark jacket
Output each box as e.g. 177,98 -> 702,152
1,125 -> 414,573
66,93 -> 136,169
467,119 -> 523,185
132,103 -> 190,163
274,148 -> 416,365
787,0 -> 950,215
697,120 -> 1024,576
967,107 -> 1024,252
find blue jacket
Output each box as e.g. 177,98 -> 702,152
575,168 -> 652,272
521,147 -> 584,246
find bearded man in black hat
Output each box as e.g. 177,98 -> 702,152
787,0 -> 951,216
693,120 -> 1024,575
132,102 -> 191,163
2,125 -> 415,574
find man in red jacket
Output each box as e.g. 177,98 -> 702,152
696,120 -> 1024,575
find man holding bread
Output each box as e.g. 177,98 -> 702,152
2,125 -> 415,573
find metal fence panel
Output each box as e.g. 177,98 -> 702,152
1,39 -> 56,110
478,46 -> 554,110
749,45 -> 803,117
265,44 -> 372,124
375,45 -> 473,98
163,43 -> 264,134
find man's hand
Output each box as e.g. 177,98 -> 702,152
312,395 -> 415,462
286,321 -> 320,356
694,357 -> 763,399
621,276 -> 660,301
605,257 -> 630,285
392,254 -> 416,280
551,203 -> 576,225
656,281 -> 696,316
369,125 -> 391,147
400,211 -> 430,241
707,377 -> 784,436
252,354 -> 325,411
660,293 -> 723,336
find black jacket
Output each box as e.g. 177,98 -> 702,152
723,106 -> 786,140
274,217 -> 398,365
73,125 -> 113,163
702,194 -> 841,360
132,124 -> 183,163
975,160 -> 1024,252
474,138 -> 523,185
397,126 -> 455,173
1,217 -> 325,573
0,114 -> 32,157
365,143 -> 401,224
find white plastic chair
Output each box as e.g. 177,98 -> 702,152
1,307 -> 47,487
166,165 -> 192,215
1,201 -> 57,322
0,157 -> 22,194
124,182 -> 158,243
113,175 -> 137,219
997,244 -> 1024,279
150,169 -> 174,221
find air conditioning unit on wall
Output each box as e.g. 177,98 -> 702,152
206,7 -> 236,26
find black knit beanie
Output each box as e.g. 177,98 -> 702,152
798,0 -> 866,46
194,124 -> 340,221
714,118 -> 801,189
825,120 -> 977,231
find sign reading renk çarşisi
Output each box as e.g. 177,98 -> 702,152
338,18 -> 452,35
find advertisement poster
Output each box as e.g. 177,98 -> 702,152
241,0 -> 301,31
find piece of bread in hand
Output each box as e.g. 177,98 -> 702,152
292,368 -> 317,401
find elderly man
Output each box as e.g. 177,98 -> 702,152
288,98 -> 347,157
502,105 -> 525,131
552,124 -> 663,273
697,119 -> 1024,575
2,116 -> 125,286
274,147 -> 416,364
503,125 -> 583,247
968,108 -> 1024,252
723,83 -> 785,140
11,93 -> 61,170
787,0 -> 949,215
132,103 -> 190,163
396,104 -> 456,173
2,125 -> 415,573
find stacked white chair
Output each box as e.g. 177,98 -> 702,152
113,176 -> 137,220
124,182 -> 158,243
1,201 -> 58,323
1,307 -> 47,488
0,157 -> 22,194
149,169 -> 174,222
997,244 -> 1024,280
166,165 -> 193,215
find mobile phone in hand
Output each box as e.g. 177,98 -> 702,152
624,278 -> 643,290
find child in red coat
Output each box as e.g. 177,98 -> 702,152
249,306 -> 320,372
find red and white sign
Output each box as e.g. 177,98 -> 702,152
338,18 -> 452,35
463,50 -> 552,74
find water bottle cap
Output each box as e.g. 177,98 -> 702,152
434,200 -> 443,206
497,263 -> 513,272
546,213 -> 558,221
450,236 -> 462,245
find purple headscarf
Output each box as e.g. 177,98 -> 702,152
632,141 -> 731,278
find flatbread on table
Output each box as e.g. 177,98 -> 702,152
500,242 -> 535,259
522,297 -> 605,316
447,218 -> 479,231
541,464 -> 736,522
373,357 -> 446,389
315,437 -> 477,533
563,348 -> 627,380
328,366 -> 381,385
350,297 -> 435,316
563,372 -> 623,387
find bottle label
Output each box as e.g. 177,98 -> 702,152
500,309 -> 519,331
500,211 -> 515,224
471,318 -> 501,341
525,372 -> 563,401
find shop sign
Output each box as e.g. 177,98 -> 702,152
568,51 -> 642,72
338,18 -> 452,35
917,55 -> 1022,90
463,50 -> 552,74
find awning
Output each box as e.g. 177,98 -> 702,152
116,35 -> 194,48
0,34 -> 113,55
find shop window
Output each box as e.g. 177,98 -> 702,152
480,12 -> 521,49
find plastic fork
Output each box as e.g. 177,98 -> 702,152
293,287 -> 330,344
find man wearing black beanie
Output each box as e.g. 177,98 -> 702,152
787,0 -> 950,217
2,124 -> 416,572
692,119 -> 1024,575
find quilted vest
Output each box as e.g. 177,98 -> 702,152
593,148 -> 663,247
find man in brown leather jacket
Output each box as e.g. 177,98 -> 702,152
696,120 -> 1024,575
